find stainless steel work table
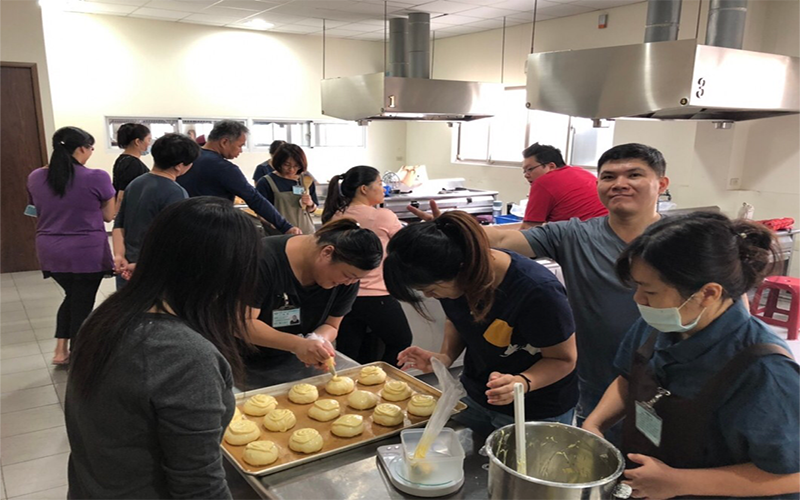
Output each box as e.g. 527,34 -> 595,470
224,352 -> 491,499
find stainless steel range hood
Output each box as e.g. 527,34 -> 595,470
321,12 -> 503,123
526,39 -> 799,121
321,73 -> 503,123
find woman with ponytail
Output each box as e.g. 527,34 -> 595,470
384,210 -> 578,436
27,126 -> 115,365
245,218 -> 384,375
113,123 -> 151,206
321,166 -> 412,364
584,212 -> 799,499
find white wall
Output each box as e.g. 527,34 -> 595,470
39,9 -> 406,184
407,0 -> 800,276
1,0 -> 57,153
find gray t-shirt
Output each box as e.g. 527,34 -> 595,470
523,216 -> 639,393
65,314 -> 235,499
114,173 -> 188,262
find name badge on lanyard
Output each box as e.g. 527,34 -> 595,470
292,185 -> 305,195
635,387 -> 670,447
272,293 -> 301,328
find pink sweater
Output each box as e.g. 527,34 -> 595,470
332,205 -> 403,296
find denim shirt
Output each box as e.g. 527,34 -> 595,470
614,301 -> 800,476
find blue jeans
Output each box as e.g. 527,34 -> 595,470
451,394 -> 575,439
576,382 -> 623,449
115,274 -> 128,291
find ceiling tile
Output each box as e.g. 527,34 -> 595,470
348,31 -> 386,40
67,2 -> 141,15
465,18 -> 505,28
129,7 -> 191,19
180,12 -> 252,24
84,0 -> 148,5
162,0 -> 219,3
335,22 -> 385,31
457,5 -> 521,18
436,24 -> 475,33
262,23 -> 322,33
248,12 -> 307,23
488,0 -> 538,11
427,13 -> 482,25
268,4 -> 372,21
569,0 -> 641,10
293,18 -> 349,28
441,0 -> 496,5
200,5 -> 262,17
317,28 -> 364,36
213,0 -> 276,11
537,2 -> 595,17
415,1 -> 478,14
143,0 -> 218,13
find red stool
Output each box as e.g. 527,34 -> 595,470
751,276 -> 799,340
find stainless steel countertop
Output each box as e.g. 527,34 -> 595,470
225,354 -> 491,499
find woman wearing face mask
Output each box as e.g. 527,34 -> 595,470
583,212 -> 799,499
245,219 -> 384,375
113,123 -> 151,207
321,166 -> 413,364
385,211 -> 578,437
255,143 -> 316,234
27,127 -> 115,365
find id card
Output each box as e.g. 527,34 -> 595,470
635,401 -> 663,447
273,307 -> 301,328
292,185 -> 305,195
24,205 -> 37,217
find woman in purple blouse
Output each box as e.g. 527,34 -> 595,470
27,126 -> 116,365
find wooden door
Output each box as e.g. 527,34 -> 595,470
1,63 -> 48,272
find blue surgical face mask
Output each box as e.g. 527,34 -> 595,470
141,143 -> 151,156
637,293 -> 706,333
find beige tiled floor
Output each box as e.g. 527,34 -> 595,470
0,271 -> 115,499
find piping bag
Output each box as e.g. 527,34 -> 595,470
412,357 -> 467,460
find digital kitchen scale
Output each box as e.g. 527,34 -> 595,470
376,444 -> 464,498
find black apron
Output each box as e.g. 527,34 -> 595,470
623,330 -> 793,470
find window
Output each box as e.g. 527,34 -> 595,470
313,122 -> 367,148
106,117 -> 367,152
251,120 -> 309,148
106,117 -> 178,148
455,87 -> 573,166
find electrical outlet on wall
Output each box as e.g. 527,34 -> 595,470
728,177 -> 741,189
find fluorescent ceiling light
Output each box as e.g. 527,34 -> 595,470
245,19 -> 274,30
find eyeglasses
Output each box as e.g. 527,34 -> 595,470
522,163 -> 547,174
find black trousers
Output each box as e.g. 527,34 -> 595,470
336,295 -> 413,365
50,273 -> 103,340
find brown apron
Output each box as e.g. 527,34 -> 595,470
623,330 -> 794,470
263,175 -> 315,235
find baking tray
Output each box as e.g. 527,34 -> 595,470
221,361 -> 466,476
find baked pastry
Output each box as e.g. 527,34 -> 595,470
373,403 -> 404,426
347,390 -> 379,410
233,406 -> 242,422
331,414 -> 365,438
308,399 -> 341,422
381,380 -> 413,401
358,366 -> 387,385
407,394 -> 437,417
263,409 -> 297,432
288,383 -> 319,404
224,419 -> 261,445
325,376 -> 355,396
242,440 -> 279,466
243,394 -> 278,416
289,428 -> 324,454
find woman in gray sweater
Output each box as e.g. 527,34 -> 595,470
65,197 -> 260,499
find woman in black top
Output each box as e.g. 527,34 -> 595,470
112,123 -> 151,206
66,197 -> 260,499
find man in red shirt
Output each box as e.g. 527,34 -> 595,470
521,143 -> 608,229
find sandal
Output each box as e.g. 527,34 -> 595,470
52,354 -> 70,366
